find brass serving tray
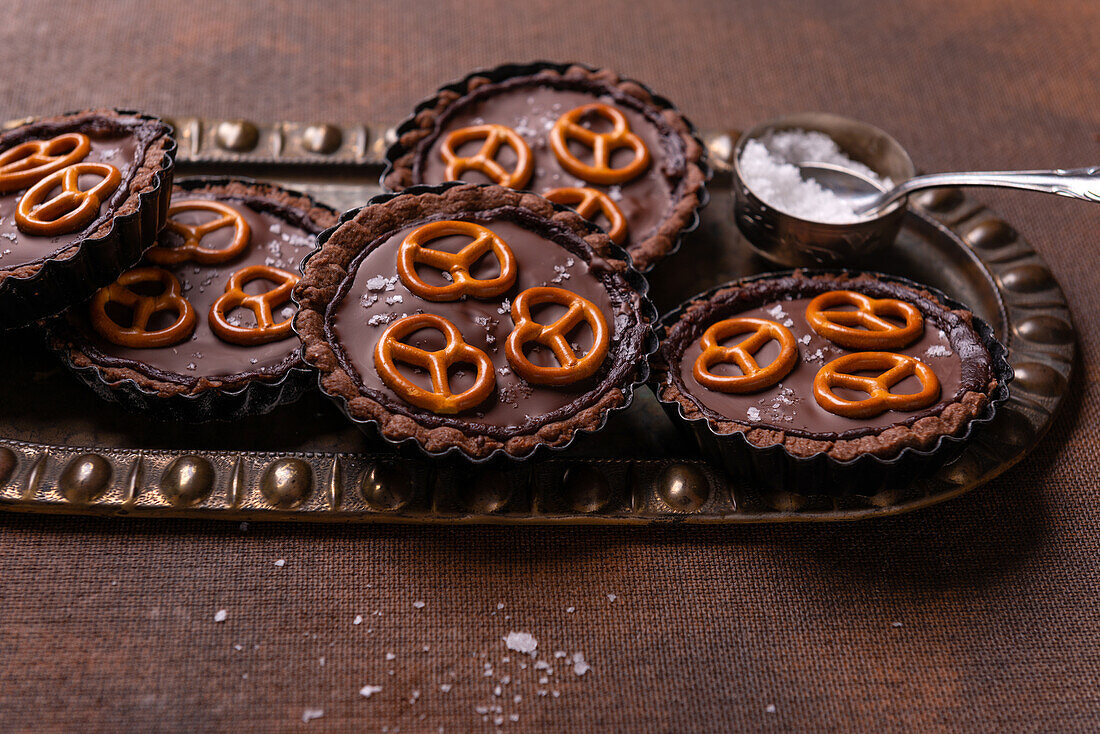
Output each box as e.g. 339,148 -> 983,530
0,117 -> 1076,523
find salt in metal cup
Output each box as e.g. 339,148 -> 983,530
732,112 -> 916,267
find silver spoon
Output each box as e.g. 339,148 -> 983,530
800,162 -> 1100,218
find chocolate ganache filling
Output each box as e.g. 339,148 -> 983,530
326,207 -> 640,439
667,276 -> 993,440
78,192 -> 318,382
415,77 -> 687,251
0,114 -> 162,268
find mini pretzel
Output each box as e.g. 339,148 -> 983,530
440,124 -> 534,188
550,103 -> 651,185
146,199 -> 252,266
397,220 -> 517,301
374,313 -> 495,415
89,267 -> 196,348
814,352 -> 941,419
0,132 -> 91,193
505,286 -> 609,386
15,162 -> 121,236
693,317 -> 798,394
209,265 -> 299,346
543,187 -> 628,245
806,290 -> 924,349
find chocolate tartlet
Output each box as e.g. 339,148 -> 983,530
653,271 -> 1011,494
383,61 -> 709,272
0,109 -> 175,328
294,183 -> 656,460
46,178 -> 338,421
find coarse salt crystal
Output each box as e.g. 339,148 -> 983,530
273,559 -> 285,567
413,600 -> 426,609
747,407 -> 761,421
301,709 -> 324,722
213,609 -> 227,622
359,685 -> 382,698
503,631 -> 538,655
353,615 -> 363,625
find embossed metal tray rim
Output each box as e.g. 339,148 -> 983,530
0,116 -> 1077,524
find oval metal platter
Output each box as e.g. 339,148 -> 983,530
0,117 -> 1076,523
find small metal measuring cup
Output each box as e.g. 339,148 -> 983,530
732,112 -> 916,267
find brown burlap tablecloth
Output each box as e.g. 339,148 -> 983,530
1,1 -> 1097,731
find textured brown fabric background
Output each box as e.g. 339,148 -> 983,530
1,1 -> 1098,731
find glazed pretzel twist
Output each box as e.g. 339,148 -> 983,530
0,132 -> 91,193
813,352 -> 941,419
440,124 -> 534,188
208,265 -> 299,346
14,162 -> 121,236
146,200 -> 252,266
692,317 -> 799,394
89,267 -> 197,348
805,290 -> 924,349
505,286 -> 610,386
550,103 -> 651,185
397,220 -> 517,301
374,313 -> 495,415
543,186 -> 628,245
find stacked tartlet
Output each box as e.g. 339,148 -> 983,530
383,62 -> 709,272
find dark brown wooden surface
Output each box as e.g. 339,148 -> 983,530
1,1 -> 1098,730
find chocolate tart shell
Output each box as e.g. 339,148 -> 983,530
381,60 -> 711,273
0,109 -> 176,330
43,177 -> 339,423
652,270 -> 1013,496
293,182 -> 658,462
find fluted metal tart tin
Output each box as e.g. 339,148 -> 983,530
0,113 -> 1075,523
652,271 -> 1013,496
380,60 -> 712,273
0,109 -> 177,330
42,176 -> 338,423
293,182 -> 660,463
